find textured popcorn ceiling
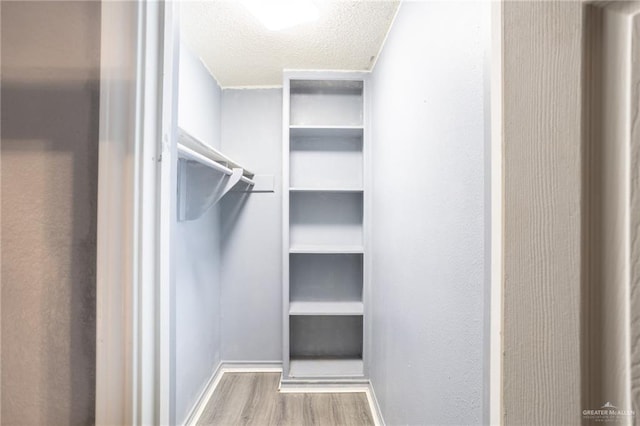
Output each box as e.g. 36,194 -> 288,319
180,1 -> 400,88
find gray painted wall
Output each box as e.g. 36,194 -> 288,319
369,2 -> 486,424
0,1 -> 100,424
175,44 -> 224,424
220,89 -> 282,362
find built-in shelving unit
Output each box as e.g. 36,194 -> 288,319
283,72 -> 368,384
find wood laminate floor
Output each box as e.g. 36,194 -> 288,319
197,373 -> 374,426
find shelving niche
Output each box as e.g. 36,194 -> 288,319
283,73 -> 368,384
290,131 -> 363,190
289,315 -> 363,378
289,80 -> 363,126
290,191 -> 363,247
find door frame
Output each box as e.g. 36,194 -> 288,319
498,1 -> 640,423
489,2 -> 503,424
96,1 -> 516,424
96,1 -> 179,424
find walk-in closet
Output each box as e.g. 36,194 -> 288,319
172,1 -> 489,424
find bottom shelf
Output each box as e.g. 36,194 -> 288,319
289,359 -> 364,378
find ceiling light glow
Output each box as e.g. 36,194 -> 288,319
241,0 -> 319,31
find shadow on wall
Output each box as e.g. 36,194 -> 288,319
1,1 -> 101,424
1,76 -> 100,426
220,191 -> 252,248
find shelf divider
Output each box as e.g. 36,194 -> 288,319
289,125 -> 363,139
289,245 -> 364,254
289,301 -> 363,316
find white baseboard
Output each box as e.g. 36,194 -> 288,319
183,361 -> 283,426
366,381 -> 385,426
218,360 -> 283,373
182,362 -> 223,426
183,361 -> 384,426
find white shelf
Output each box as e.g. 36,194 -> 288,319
176,127 -> 261,221
289,359 -> 364,378
289,245 -> 364,254
177,143 -> 254,185
290,79 -> 363,91
290,125 -> 363,139
290,187 -> 363,193
178,127 -> 254,178
289,301 -> 363,316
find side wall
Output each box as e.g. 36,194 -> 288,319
501,1 -> 583,423
369,2 -> 486,424
0,2 -> 101,424
174,44 -> 223,424
220,89 -> 282,362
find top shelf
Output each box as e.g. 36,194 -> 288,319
290,79 -> 363,93
289,79 -> 363,128
289,125 -> 363,139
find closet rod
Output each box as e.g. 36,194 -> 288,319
177,143 -> 255,186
